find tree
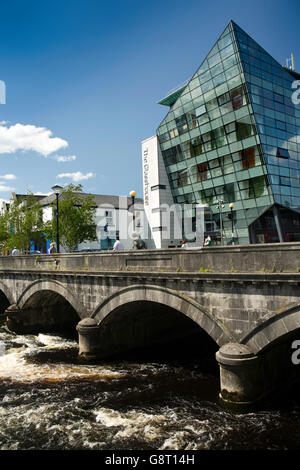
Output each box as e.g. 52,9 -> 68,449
0,211 -> 10,254
6,192 -> 45,252
44,184 -> 97,251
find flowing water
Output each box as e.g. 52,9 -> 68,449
0,326 -> 300,451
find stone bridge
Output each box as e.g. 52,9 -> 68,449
1,243 -> 300,407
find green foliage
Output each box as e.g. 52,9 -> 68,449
2,192 -> 45,252
199,267 -> 210,272
0,211 -> 10,252
43,184 -> 97,252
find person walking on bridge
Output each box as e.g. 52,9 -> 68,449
48,243 -> 57,254
113,236 -> 124,252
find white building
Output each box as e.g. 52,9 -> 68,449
142,135 -> 210,248
40,192 -> 149,252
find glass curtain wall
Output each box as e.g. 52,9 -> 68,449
156,21 -> 300,244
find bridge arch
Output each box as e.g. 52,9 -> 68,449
8,279 -> 87,334
92,284 -> 234,349
241,303 -> 300,354
17,279 -> 85,318
0,281 -> 13,314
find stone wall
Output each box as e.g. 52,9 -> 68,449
0,242 -> 299,274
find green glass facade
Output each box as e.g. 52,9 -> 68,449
156,21 -> 300,244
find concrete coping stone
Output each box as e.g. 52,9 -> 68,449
216,343 -> 257,366
219,343 -> 254,358
77,318 -> 98,328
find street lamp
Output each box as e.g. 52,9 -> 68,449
51,184 -> 63,253
229,202 -> 235,245
129,190 -> 136,231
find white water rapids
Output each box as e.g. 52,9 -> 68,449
0,327 -> 299,450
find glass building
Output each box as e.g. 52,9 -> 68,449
143,21 -> 300,246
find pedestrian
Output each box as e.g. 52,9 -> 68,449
12,247 -> 20,256
132,236 -> 146,250
113,236 -> 124,252
181,240 -> 188,249
204,235 -> 212,246
49,243 -> 57,254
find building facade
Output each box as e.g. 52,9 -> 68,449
40,193 -> 147,252
143,21 -> 300,246
2,191 -> 148,253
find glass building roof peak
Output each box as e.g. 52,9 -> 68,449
157,79 -> 190,106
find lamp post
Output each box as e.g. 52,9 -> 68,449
229,202 -> 234,245
217,199 -> 225,245
129,190 -> 136,232
51,184 -> 63,253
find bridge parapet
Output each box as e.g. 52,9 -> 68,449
0,242 -> 299,274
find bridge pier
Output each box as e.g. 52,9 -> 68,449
216,339 -> 300,408
76,318 -> 101,361
216,343 -> 264,406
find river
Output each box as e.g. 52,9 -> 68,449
0,325 -> 300,451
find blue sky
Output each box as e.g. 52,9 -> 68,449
0,0 -> 299,202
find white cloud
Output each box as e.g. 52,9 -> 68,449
0,183 -> 16,192
34,191 -> 52,196
54,155 -> 77,162
0,174 -> 17,180
57,172 -> 95,182
0,123 -> 68,156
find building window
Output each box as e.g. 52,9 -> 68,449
187,112 -> 198,129
200,188 -> 214,205
249,176 -> 267,199
195,104 -> 206,116
209,158 -> 222,177
224,183 -> 236,202
190,137 -> 203,157
241,147 -> 255,169
175,115 -> 188,135
236,119 -> 254,141
276,148 -> 290,159
105,210 -> 113,225
231,86 -> 244,110
280,177 -> 291,187
169,128 -> 179,139
197,162 -> 208,181
178,171 -> 188,187
158,132 -> 169,144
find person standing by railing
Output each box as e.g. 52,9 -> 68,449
113,236 -> 124,252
